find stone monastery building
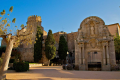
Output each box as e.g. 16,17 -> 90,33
1,15 -> 120,70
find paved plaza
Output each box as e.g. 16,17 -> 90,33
6,66 -> 120,80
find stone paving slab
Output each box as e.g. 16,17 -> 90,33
6,66 -> 120,80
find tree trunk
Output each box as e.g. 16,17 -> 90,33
0,39 -> 14,80
48,60 -> 50,66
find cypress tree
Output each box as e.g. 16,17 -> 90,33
58,35 -> 68,61
34,26 -> 43,62
45,30 -> 56,66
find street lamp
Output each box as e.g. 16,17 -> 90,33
66,51 -> 69,64
67,51 -> 69,55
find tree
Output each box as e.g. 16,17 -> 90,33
114,34 -> 120,62
0,7 -> 33,79
34,26 -> 43,62
45,30 -> 56,66
58,35 -> 68,63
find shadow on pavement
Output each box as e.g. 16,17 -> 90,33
7,66 -> 120,80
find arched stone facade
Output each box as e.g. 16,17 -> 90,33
75,16 -> 116,71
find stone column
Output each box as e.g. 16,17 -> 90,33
106,45 -> 109,64
103,46 -> 106,65
75,42 -> 79,65
82,44 -> 85,64
79,47 -> 82,65
110,40 -> 116,65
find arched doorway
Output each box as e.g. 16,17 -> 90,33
87,51 -> 102,71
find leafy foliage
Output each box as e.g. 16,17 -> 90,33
45,30 -> 56,61
0,6 -> 17,35
0,46 -> 6,57
7,23 -> 10,27
58,35 -> 68,60
0,10 -> 6,15
0,6 -> 34,47
114,34 -> 120,61
0,46 -> 21,61
12,18 -> 16,23
21,24 -> 24,28
11,49 -> 21,61
9,6 -> 13,12
34,26 -> 43,62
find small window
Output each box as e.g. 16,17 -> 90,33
94,51 -> 97,54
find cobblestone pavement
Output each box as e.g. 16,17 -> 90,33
6,66 -> 120,80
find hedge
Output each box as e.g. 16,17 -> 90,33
13,61 -> 29,72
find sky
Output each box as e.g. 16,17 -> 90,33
0,0 -> 120,44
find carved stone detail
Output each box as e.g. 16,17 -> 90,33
89,38 -> 97,48
89,21 -> 95,35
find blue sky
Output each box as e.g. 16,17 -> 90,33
0,0 -> 120,44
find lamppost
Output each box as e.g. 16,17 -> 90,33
67,51 -> 69,64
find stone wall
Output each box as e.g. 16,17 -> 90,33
67,32 -> 78,53
43,30 -> 47,36
53,32 -> 67,45
1,39 -> 6,46
107,23 -> 120,36
18,48 -> 34,62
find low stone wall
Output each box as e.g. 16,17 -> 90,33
29,64 -> 42,67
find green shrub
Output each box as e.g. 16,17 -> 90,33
13,61 -> 29,72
